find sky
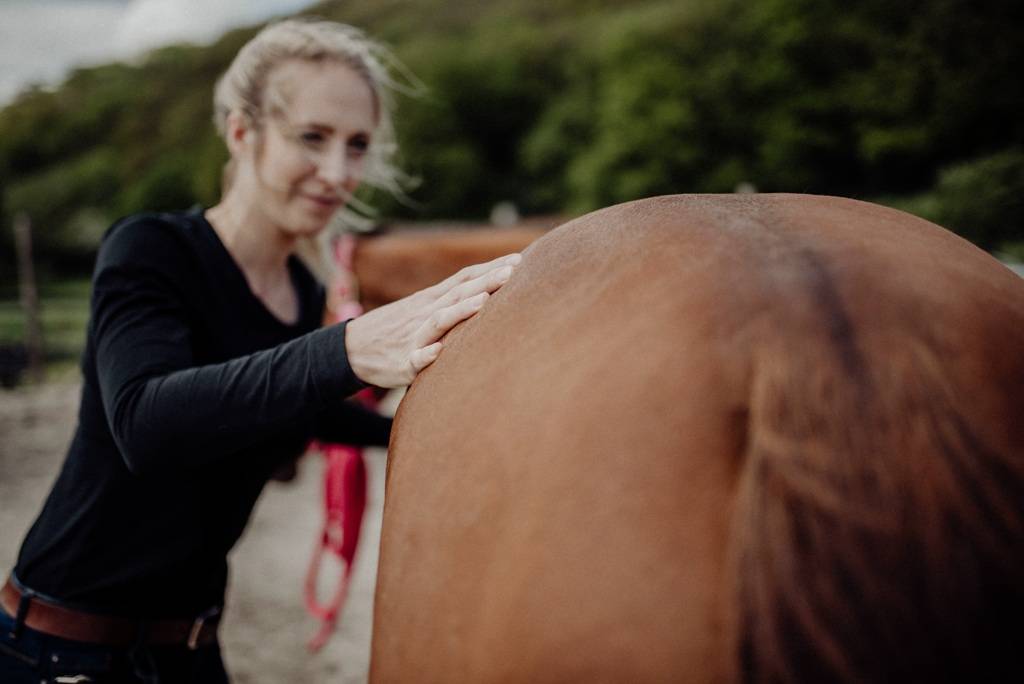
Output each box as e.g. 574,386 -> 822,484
0,0 -> 313,105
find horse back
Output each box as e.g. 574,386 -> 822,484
372,195 -> 1024,682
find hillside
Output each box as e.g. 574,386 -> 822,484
1,0 -> 1022,275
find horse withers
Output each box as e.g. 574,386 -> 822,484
371,194 -> 1024,682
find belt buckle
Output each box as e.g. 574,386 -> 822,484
186,606 -> 221,650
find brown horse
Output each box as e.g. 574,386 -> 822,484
371,194 -> 1024,682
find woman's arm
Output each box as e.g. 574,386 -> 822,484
94,278 -> 364,475
91,219 -> 515,475
89,219 -> 369,475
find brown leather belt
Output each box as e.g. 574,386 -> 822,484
1,578 -> 220,649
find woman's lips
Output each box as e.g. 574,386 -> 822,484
303,194 -> 342,209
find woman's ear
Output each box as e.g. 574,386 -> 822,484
225,110 -> 254,157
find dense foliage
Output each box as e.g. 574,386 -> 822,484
1,0 -> 1021,276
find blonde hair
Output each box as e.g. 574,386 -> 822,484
213,18 -> 419,279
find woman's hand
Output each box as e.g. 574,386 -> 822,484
344,253 -> 521,388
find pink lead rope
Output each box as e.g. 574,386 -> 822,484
304,234 -> 375,652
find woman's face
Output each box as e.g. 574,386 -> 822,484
239,59 -> 377,237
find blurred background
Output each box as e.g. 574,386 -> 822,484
0,0 -> 1022,378
0,2 -> 1021,680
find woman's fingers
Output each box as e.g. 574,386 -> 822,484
439,265 -> 514,307
426,253 -> 521,298
408,342 -> 443,374
414,291 -> 489,348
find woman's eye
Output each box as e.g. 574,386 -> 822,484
347,136 -> 369,156
299,131 -> 325,145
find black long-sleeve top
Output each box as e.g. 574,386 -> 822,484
13,208 -> 391,618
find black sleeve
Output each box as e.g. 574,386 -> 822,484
313,400 -> 393,447
91,219 -> 365,476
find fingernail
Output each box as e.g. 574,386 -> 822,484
505,253 -> 522,264
496,266 -> 513,280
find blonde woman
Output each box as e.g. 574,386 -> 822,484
0,19 -> 518,683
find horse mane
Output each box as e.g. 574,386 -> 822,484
733,248 -> 1024,681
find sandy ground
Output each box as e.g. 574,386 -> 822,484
0,380 -> 389,683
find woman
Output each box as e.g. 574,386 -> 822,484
0,19 -> 517,683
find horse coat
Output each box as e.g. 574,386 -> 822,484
370,194 -> 1024,682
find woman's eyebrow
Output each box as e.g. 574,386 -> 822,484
299,121 -> 335,132
296,121 -> 371,137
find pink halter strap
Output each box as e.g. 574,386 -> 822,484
304,232 -> 375,652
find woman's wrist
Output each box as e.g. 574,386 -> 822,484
343,316 -> 375,388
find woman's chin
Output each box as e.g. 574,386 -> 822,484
289,208 -> 339,237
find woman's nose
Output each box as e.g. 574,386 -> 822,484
317,150 -> 348,186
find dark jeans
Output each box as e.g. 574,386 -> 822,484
0,605 -> 229,683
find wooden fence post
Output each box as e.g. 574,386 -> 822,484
13,212 -> 44,383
